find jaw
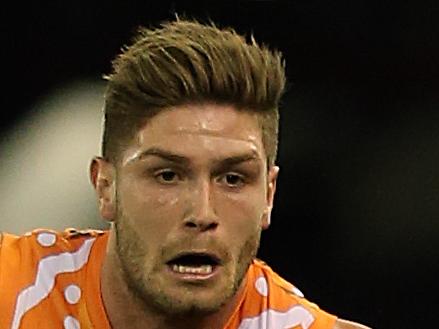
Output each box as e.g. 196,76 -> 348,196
134,262 -> 240,316
101,229 -> 250,329
160,276 -> 249,329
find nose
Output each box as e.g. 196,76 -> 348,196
184,178 -> 219,232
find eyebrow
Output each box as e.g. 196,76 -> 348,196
125,147 -> 261,167
128,147 -> 190,166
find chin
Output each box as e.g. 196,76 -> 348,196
137,278 -> 237,316
161,298 -> 225,316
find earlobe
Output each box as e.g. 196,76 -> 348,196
261,207 -> 272,230
262,165 -> 279,230
89,157 -> 116,221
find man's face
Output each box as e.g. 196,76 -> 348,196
109,104 -> 278,315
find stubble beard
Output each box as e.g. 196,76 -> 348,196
114,208 -> 261,318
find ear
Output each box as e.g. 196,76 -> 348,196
90,157 -> 116,221
261,165 -> 279,230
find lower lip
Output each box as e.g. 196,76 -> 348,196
166,265 -> 221,282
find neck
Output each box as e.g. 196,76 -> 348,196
100,229 -> 246,329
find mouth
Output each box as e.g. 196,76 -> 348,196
166,252 -> 222,277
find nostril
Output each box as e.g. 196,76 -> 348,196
185,221 -> 197,228
206,222 -> 218,230
183,218 -> 218,231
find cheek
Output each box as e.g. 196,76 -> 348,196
117,181 -> 184,235
223,187 -> 266,213
219,191 -> 267,232
156,190 -> 181,207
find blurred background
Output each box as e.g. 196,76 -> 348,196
1,1 -> 438,327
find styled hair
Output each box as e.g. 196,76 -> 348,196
103,18 -> 286,166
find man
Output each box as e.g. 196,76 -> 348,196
0,19 -> 370,329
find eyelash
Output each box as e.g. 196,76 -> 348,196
218,173 -> 246,188
148,168 -> 249,188
153,169 -> 181,184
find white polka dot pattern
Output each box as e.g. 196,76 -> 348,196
11,238 -> 96,329
64,284 -> 81,304
37,232 -> 57,247
255,276 -> 268,296
237,305 -> 315,329
291,286 -> 305,298
64,316 -> 80,329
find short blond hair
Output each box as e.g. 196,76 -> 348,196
103,18 -> 286,166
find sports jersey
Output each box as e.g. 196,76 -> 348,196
0,228 -> 337,329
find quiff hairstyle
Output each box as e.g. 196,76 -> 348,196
103,18 -> 286,166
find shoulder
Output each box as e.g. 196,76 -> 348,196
250,260 -> 372,329
333,318 -> 372,329
248,260 -> 337,328
0,228 -> 107,264
0,231 -> 2,262
0,228 -> 108,328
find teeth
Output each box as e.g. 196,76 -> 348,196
172,264 -> 213,275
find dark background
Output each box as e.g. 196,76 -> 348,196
2,1 -> 439,328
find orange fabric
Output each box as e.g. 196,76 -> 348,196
0,229 -> 337,329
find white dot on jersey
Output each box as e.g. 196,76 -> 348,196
291,286 -> 305,298
37,232 -> 57,247
64,284 -> 82,304
64,315 -> 80,329
255,276 -> 269,297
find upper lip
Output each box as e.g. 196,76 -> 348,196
166,251 -> 223,266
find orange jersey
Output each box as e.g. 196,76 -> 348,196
0,229 -> 337,329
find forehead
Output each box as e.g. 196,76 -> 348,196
122,104 -> 265,164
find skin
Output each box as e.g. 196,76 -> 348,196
90,103 -> 370,329
91,103 -> 278,329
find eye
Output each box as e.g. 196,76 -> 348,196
155,170 -> 179,184
221,173 -> 245,187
